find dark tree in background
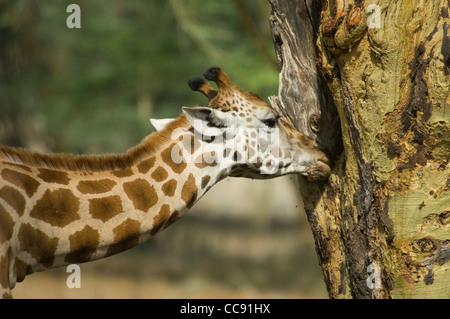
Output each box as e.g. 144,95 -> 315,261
0,2 -> 47,149
269,0 -> 449,298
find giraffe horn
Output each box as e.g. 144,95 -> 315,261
188,76 -> 218,101
203,66 -> 234,90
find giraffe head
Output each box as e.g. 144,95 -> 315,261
153,67 -> 331,181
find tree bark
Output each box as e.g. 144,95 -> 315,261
269,0 -> 450,298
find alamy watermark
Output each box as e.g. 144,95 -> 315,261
66,3 -> 381,29
64,3 -> 381,31
366,262 -> 381,289
66,264 -> 81,288
64,3 -> 381,30
170,120 -> 284,175
66,4 -> 81,29
367,4 -> 381,29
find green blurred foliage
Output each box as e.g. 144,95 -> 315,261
0,0 -> 278,154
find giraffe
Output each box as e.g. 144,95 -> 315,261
0,67 -> 330,298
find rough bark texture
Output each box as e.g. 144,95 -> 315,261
269,0 -> 449,298
268,0 -> 343,158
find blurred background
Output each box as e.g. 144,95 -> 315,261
1,0 -> 327,298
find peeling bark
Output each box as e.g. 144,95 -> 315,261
269,0 -> 449,298
268,0 -> 343,158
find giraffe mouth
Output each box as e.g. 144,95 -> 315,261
305,160 -> 331,181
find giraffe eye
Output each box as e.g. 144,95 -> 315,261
261,117 -> 277,128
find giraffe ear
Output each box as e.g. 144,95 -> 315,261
182,106 -> 225,136
149,118 -> 175,131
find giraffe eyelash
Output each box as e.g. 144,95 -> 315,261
261,116 -> 279,128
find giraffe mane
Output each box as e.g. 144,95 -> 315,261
0,115 -> 190,172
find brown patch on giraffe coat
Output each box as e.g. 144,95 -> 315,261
65,225 -> 100,263
106,218 -> 141,256
161,143 -> 187,174
18,223 -> 58,268
223,148 -> 232,158
181,173 -> 198,208
0,186 -> 26,216
30,189 -> 80,227
162,179 -> 177,196
136,156 -> 156,174
13,257 -> 32,283
88,195 -> 123,222
1,168 -> 39,197
248,144 -> 257,160
201,175 -> 211,189
77,179 -> 117,194
111,167 -> 134,178
0,248 -> 11,291
194,152 -> 218,168
37,168 -> 70,185
123,178 -> 158,212
151,166 -> 168,182
0,204 -> 14,244
150,204 -> 170,236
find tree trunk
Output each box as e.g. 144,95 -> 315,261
269,0 -> 450,298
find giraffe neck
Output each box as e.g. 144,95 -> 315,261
0,115 -> 230,291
